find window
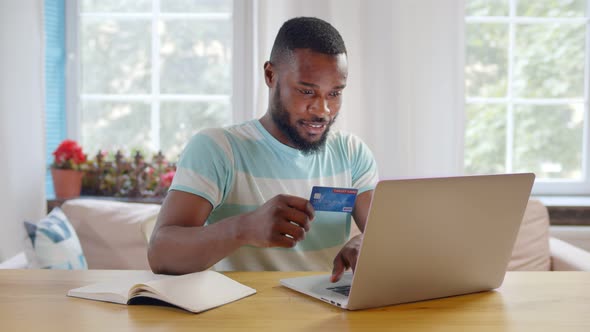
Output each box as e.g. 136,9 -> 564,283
465,0 -> 590,194
68,0 -> 240,161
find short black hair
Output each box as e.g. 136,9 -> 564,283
269,17 -> 346,65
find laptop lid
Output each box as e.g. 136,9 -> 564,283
281,173 -> 535,310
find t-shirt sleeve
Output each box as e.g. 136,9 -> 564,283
169,128 -> 233,208
347,134 -> 379,194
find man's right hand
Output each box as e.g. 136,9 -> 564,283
239,194 -> 315,248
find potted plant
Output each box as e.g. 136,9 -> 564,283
50,139 -> 87,199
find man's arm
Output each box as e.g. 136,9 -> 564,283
148,190 -> 315,275
330,189 -> 373,282
350,189 -> 373,233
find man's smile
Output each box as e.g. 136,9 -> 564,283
301,121 -> 327,135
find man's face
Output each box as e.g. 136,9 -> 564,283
268,49 -> 348,154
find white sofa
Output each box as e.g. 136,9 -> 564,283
550,225 -> 590,252
1,198 -> 589,271
0,199 -> 159,270
507,200 -> 590,271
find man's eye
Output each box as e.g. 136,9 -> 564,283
330,91 -> 342,97
299,89 -> 314,95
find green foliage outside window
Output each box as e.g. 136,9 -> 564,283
465,0 -> 586,180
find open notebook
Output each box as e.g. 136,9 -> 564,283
67,270 -> 256,313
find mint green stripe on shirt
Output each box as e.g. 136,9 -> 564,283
226,136 -> 350,180
177,133 -> 233,185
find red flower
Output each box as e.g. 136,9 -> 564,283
159,170 -> 176,188
52,139 -> 87,170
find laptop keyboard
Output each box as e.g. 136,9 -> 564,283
327,285 -> 351,296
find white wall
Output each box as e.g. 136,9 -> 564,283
0,0 -> 47,260
344,1 -> 465,178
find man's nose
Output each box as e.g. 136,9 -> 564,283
309,97 -> 330,117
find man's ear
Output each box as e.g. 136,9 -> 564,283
264,61 -> 276,88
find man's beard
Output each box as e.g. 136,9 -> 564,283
270,84 -> 336,155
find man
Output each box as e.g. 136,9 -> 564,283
148,17 -> 378,283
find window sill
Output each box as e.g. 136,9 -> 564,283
534,196 -> 590,226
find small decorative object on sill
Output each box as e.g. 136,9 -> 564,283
81,150 -> 176,200
51,168 -> 84,199
50,139 -> 87,199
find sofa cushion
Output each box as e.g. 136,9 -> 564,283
507,199 -> 551,271
61,199 -> 160,270
24,207 -> 88,269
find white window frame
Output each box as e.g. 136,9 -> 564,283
465,0 -> 590,195
64,0 -> 256,153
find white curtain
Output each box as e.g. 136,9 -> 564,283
0,0 -> 47,260
252,0 -> 465,179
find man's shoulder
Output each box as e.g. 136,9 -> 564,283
224,120 -> 263,139
191,121 -> 258,142
198,120 -> 263,142
195,126 -> 227,139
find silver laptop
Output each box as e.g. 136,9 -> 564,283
281,173 -> 535,310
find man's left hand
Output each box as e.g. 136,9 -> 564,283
331,234 -> 363,282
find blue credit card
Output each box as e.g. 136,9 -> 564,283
309,186 -> 358,213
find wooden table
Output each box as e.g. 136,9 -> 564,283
1,270 -> 589,331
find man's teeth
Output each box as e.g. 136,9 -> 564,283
308,123 -> 324,128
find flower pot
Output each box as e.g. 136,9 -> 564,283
51,168 -> 84,199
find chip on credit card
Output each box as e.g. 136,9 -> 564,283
309,186 -> 358,213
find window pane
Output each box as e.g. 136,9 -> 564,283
161,0 -> 232,13
81,0 -> 151,13
517,0 -> 586,17
513,104 -> 584,179
466,0 -> 509,16
160,102 -> 232,160
464,104 -> 507,174
513,23 -> 585,98
466,23 -> 509,98
159,19 -> 232,94
81,101 -> 152,156
81,20 -> 151,94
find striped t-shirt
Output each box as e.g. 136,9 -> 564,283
170,119 -> 379,271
